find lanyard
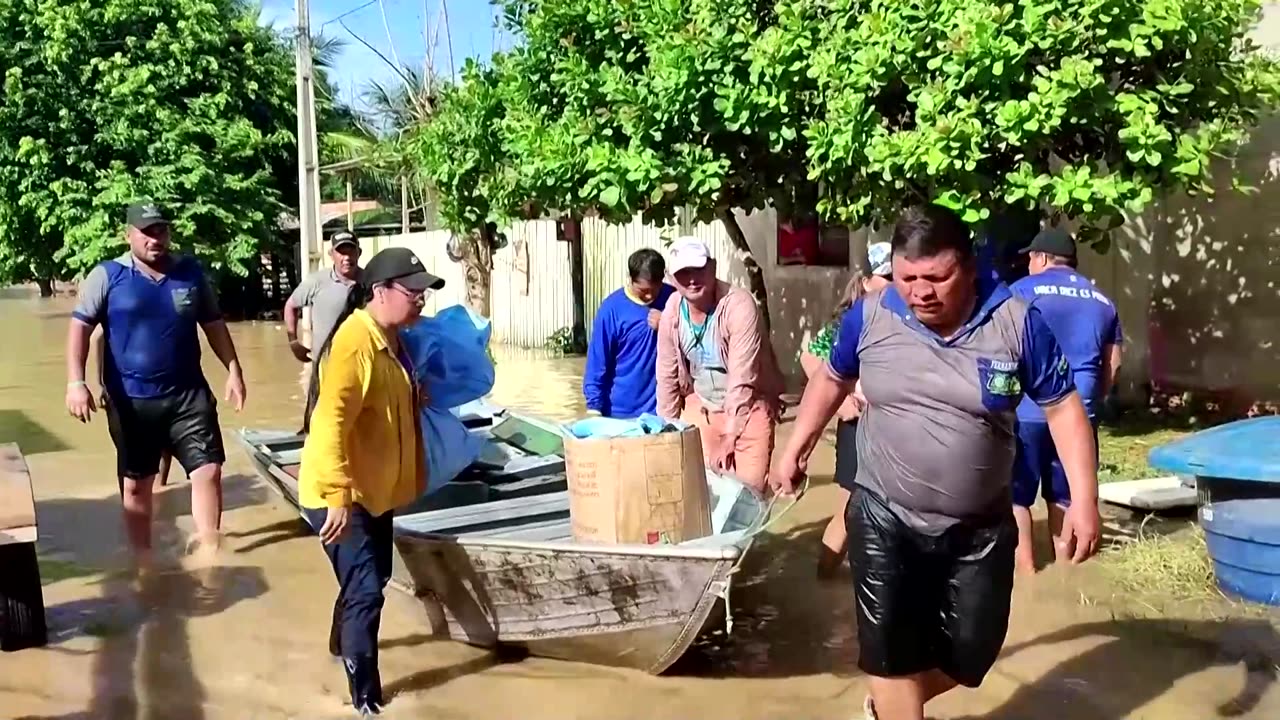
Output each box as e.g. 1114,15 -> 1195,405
680,299 -> 713,348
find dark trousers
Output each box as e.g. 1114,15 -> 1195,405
304,505 -> 393,708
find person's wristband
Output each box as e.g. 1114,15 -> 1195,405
67,380 -> 87,388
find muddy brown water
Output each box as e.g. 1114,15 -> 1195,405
1,288 -> 1278,719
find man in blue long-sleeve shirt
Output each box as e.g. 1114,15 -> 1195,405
583,248 -> 675,418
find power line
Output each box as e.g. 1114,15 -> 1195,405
319,0 -> 378,30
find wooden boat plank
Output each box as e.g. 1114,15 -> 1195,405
463,518 -> 571,541
0,444 -> 37,546
1099,476 -> 1198,511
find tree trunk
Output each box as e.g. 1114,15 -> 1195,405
35,278 -> 54,298
718,209 -> 771,333
463,227 -> 493,318
565,218 -> 588,353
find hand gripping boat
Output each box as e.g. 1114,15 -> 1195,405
236,404 -> 797,674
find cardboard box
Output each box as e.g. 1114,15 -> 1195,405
563,425 -> 713,545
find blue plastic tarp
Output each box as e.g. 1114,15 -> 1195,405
401,305 -> 496,494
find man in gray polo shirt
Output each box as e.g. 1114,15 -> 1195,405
772,204 -> 1100,720
284,231 -> 362,419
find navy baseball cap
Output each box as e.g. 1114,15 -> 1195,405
1020,228 -> 1077,258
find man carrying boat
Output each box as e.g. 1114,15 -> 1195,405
583,248 -> 675,418
656,237 -> 784,492
1009,228 -> 1123,574
65,202 -> 246,564
771,204 -> 1101,720
284,231 -> 363,422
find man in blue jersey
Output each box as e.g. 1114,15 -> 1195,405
582,248 -> 675,418
65,203 -> 247,565
1010,228 -> 1122,573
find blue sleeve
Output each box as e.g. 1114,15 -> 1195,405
1019,305 -> 1075,406
1109,312 -> 1124,345
826,297 -> 866,381
582,302 -> 615,413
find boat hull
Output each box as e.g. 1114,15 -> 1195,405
235,426 -> 761,674
389,535 -> 733,673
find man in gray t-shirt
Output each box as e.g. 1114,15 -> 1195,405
772,204 -> 1100,720
284,232 -> 362,417
285,231 -> 363,360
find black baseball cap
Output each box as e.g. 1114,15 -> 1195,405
126,202 -> 170,229
331,231 -> 360,251
1019,227 -> 1076,259
363,247 -> 445,292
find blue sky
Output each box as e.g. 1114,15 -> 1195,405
258,0 -> 503,109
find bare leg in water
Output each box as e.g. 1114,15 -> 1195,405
818,487 -> 852,578
1012,504 -> 1037,574
867,670 -> 959,720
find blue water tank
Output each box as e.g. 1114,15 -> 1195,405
1149,417 -> 1280,606
1200,499 -> 1280,606
1148,416 -> 1280,481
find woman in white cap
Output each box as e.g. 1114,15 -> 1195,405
799,242 -> 893,578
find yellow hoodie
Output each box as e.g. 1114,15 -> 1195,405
299,309 -> 425,516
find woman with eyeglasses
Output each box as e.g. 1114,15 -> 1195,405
297,246 -> 443,716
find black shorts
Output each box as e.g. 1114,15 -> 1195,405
105,384 -> 226,482
833,419 -> 858,492
846,487 -> 1016,687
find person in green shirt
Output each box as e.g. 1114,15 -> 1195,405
799,242 -> 892,578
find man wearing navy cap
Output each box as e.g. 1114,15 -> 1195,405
65,202 -> 247,565
1010,228 -> 1122,573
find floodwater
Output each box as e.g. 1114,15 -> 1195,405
1,288 -> 1278,719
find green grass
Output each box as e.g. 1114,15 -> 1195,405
1096,409 -> 1200,483
39,555 -> 99,585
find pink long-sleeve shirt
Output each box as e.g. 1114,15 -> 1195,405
656,281 -> 785,439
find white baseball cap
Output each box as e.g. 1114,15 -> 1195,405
868,242 -> 892,277
668,236 -> 711,273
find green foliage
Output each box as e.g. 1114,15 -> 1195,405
544,326 -> 584,356
0,0 -> 298,283
415,0 -> 1278,261
410,59 -> 521,235
494,0 -> 810,226
796,0 -> 1280,237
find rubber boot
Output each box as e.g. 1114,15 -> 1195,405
342,655 -> 384,716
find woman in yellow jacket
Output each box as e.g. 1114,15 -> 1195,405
299,247 -> 442,716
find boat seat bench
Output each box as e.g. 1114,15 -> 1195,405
395,492 -> 571,537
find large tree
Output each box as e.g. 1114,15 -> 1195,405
493,0 -> 812,328
410,59 -> 522,317
0,0 -> 298,293
795,0 -> 1280,245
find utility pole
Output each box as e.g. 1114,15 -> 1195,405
295,0 -> 323,282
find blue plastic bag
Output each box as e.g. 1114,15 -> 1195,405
401,305 -> 496,409
564,413 -> 684,440
400,305 -> 497,494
